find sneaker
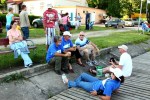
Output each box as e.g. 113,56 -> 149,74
24,65 -> 30,68
55,70 -> 62,75
86,61 -> 94,66
28,63 -> 33,67
62,74 -> 67,84
92,60 -> 99,65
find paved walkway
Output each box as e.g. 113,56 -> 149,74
48,52 -> 150,100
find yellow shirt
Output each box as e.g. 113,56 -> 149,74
16,25 -> 21,30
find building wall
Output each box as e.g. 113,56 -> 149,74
77,6 -> 106,24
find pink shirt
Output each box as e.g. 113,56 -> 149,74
43,9 -> 58,28
62,16 -> 69,25
7,29 -> 21,44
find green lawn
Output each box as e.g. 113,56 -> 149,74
0,31 -> 149,70
0,26 -> 113,39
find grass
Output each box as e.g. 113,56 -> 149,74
0,30 -> 149,70
0,26 -> 113,39
89,31 -> 150,48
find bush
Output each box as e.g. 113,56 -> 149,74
0,14 -> 40,26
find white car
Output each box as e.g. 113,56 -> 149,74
124,18 -> 135,27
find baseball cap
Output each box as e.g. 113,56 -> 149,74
110,68 -> 123,81
47,4 -> 53,8
118,45 -> 128,51
63,31 -> 72,37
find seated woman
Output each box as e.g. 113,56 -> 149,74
62,68 -> 124,100
75,31 -> 99,66
46,35 -> 71,75
7,21 -> 33,68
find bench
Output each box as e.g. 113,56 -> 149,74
0,38 -> 36,54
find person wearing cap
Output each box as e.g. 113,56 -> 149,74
141,21 -> 150,32
61,31 -> 85,70
43,4 -> 58,50
46,35 -> 71,75
75,31 -> 99,66
62,68 -> 124,100
19,5 -> 31,39
90,44 -> 132,77
103,44 -> 132,77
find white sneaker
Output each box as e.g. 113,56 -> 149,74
92,60 -> 99,65
86,61 -> 94,66
62,74 -> 67,84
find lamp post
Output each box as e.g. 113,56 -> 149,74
138,0 -> 144,32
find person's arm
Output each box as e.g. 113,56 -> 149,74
99,95 -> 111,100
43,12 -> 47,34
25,12 -> 31,27
65,47 -> 76,52
54,52 -> 70,57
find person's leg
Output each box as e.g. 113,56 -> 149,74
20,52 -> 32,67
21,27 -> 29,39
26,27 -> 29,39
46,28 -> 51,50
50,28 -> 56,44
76,81 -> 94,92
83,49 -> 90,61
61,56 -> 69,70
75,73 -> 99,83
54,57 -> 62,71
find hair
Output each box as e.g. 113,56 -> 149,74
54,36 -> 61,43
10,21 -> 17,29
8,7 -> 13,12
115,76 -> 125,83
109,57 -> 118,65
21,5 -> 26,10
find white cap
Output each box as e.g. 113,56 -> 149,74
47,4 -> 53,8
118,45 -> 128,51
110,68 -> 123,81
63,31 -> 72,37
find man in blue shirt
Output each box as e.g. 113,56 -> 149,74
61,31 -> 85,72
46,36 -> 71,75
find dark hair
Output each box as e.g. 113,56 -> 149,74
54,36 -> 61,43
109,57 -> 118,65
10,21 -> 17,29
8,7 -> 13,12
115,76 -> 125,83
21,5 -> 26,10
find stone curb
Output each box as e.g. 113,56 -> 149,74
0,39 -> 150,81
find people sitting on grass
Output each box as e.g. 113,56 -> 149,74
89,45 -> 133,78
141,21 -> 150,32
62,68 -> 124,100
7,21 -> 33,68
75,31 -> 100,66
61,31 -> 85,73
46,36 -> 71,75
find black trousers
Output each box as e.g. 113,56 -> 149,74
71,49 -> 82,59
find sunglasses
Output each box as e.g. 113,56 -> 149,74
80,35 -> 84,36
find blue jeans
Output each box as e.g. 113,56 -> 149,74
63,24 -> 69,31
21,27 -> 29,39
68,73 -> 99,92
6,25 -> 11,32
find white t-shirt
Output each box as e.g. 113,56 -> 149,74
119,52 -> 132,77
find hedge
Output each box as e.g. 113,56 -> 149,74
0,14 -> 40,26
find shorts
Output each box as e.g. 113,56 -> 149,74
46,28 -> 55,45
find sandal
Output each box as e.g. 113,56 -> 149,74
89,68 -> 97,75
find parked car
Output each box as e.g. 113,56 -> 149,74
105,18 -> 125,28
132,18 -> 144,25
32,17 -> 43,28
124,18 -> 135,27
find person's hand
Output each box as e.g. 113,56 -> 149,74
90,91 -> 97,96
64,52 -> 71,57
44,30 -> 47,34
109,61 -> 114,65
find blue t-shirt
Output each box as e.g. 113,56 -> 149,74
75,37 -> 90,47
46,43 -> 64,63
92,79 -> 120,96
6,14 -> 14,26
61,37 -> 73,50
